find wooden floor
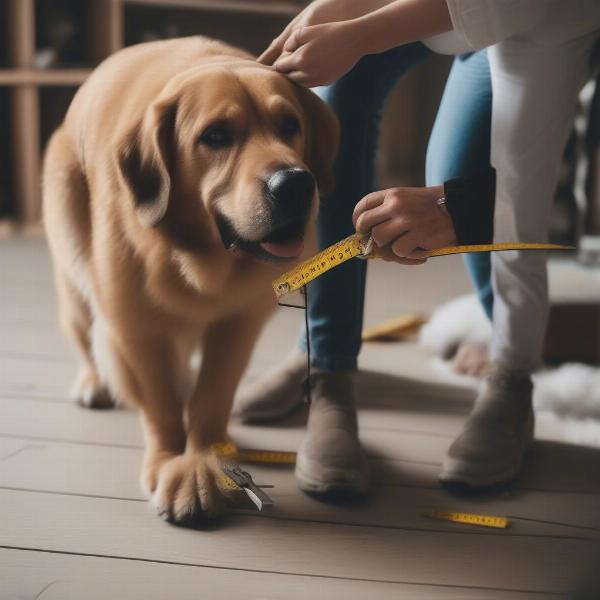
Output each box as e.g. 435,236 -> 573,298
1,234 -> 600,599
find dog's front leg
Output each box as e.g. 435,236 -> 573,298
106,335 -> 188,494
155,309 -> 270,524
118,330 -> 221,526
189,310 -> 269,447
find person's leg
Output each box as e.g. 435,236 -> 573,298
441,32 -> 598,488
237,42 -> 431,422
425,51 -> 494,376
304,42 -> 431,370
426,51 -> 493,321
297,44 -> 432,494
236,43 -> 430,495
489,35 -> 596,373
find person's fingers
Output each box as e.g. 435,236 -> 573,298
394,257 -> 428,266
273,50 -> 303,73
258,27 -> 292,65
258,16 -> 300,64
391,233 -> 426,259
354,203 -> 393,234
406,247 -> 430,260
284,71 -> 313,86
352,192 -> 385,227
370,220 -> 408,248
376,244 -> 427,265
258,42 -> 284,65
283,27 -> 308,54
372,244 -> 395,261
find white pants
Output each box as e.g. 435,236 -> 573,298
489,18 -> 600,372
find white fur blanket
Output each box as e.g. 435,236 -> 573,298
420,294 -> 600,446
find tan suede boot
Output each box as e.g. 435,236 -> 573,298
234,351 -> 308,423
295,371 -> 369,495
440,362 -> 534,487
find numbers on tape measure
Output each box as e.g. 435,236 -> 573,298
237,451 -> 297,465
211,441 -> 238,456
273,233 -> 365,297
273,237 -> 573,298
218,473 -> 241,491
211,442 -> 297,465
424,510 -> 508,529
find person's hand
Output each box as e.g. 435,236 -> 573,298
259,0 -> 370,67
269,21 -> 363,87
352,186 -> 457,265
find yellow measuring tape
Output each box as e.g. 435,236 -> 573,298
273,233 -> 366,297
272,233 -> 573,298
423,510 -> 509,529
212,441 -> 297,464
213,444 -> 510,527
213,442 -> 296,492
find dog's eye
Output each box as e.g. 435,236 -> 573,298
199,124 -> 234,149
280,116 -> 301,139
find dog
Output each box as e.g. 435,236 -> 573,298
43,36 -> 338,525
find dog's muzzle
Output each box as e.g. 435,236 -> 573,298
264,166 -> 315,227
217,166 -> 315,263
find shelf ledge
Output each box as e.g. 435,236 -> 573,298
0,69 -> 92,86
124,0 -> 305,17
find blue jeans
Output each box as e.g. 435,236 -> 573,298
426,51 -> 493,320
300,46 -> 493,370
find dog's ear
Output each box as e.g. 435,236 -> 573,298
117,98 -> 177,227
295,86 -> 339,198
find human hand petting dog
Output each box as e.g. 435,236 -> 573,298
258,0 -> 390,67
258,0 -> 451,88
263,21 -> 363,88
353,186 -> 457,265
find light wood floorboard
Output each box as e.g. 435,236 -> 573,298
0,549 -> 560,600
2,234 -> 599,598
2,488 -> 596,594
1,435 -> 599,539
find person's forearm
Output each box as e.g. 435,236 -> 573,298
355,0 -> 452,55
331,0 -> 398,21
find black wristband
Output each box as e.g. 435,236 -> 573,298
444,168 -> 496,246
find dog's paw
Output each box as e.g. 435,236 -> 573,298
71,369 -> 117,409
73,384 -> 117,409
142,450 -> 229,526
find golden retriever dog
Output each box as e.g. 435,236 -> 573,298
43,36 -> 338,525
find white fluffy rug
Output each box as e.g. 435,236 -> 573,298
419,294 -> 491,358
420,294 -> 600,447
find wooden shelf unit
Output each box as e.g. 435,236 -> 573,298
0,0 -> 305,225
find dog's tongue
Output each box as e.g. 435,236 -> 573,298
260,238 -> 304,258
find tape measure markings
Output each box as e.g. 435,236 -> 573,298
273,233 -> 574,298
218,473 -> 242,491
237,450 -> 297,464
214,444 -> 512,527
423,510 -> 509,529
212,442 -> 297,465
273,234 -> 365,297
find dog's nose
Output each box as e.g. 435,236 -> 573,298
265,167 -> 315,223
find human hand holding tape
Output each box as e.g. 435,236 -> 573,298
272,178 -> 572,298
352,185 -> 456,265
272,233 -> 571,298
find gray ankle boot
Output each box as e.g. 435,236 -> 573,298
234,352 -> 308,423
440,362 -> 534,487
295,371 -> 369,495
